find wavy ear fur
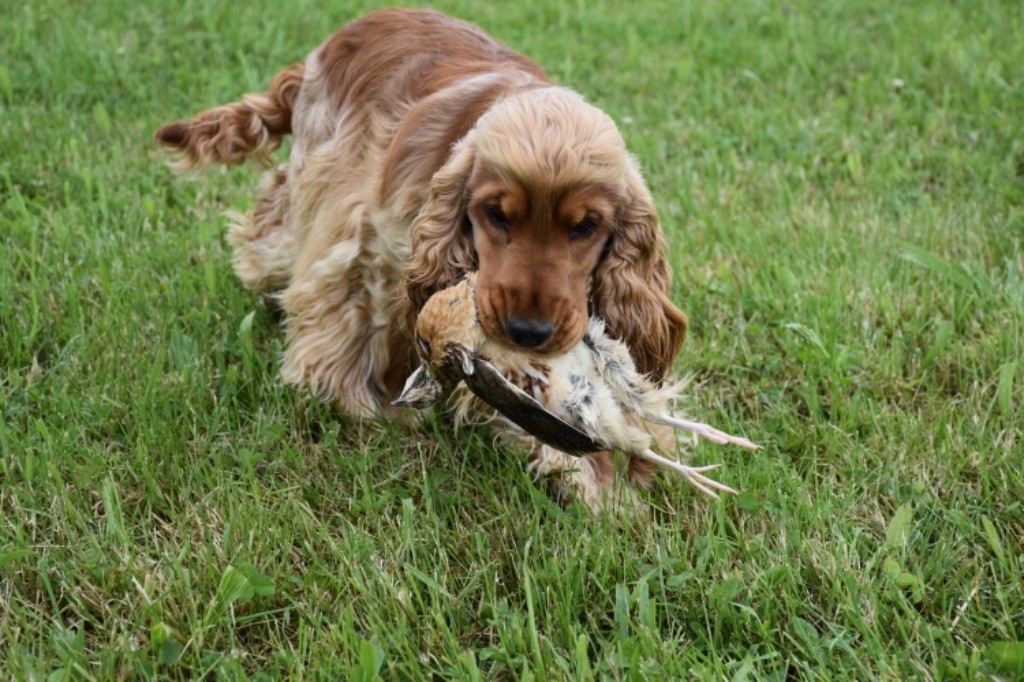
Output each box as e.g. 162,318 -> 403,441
590,158 -> 688,384
397,133 -> 479,336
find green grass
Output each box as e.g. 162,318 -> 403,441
2,0 -> 1022,678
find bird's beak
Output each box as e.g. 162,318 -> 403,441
393,365 -> 446,409
455,346 -> 474,376
463,358 -> 603,456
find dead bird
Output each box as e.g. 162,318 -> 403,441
394,275 -> 759,498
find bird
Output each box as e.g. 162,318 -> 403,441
394,275 -> 760,499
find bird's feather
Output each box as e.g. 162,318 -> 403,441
395,274 -> 761,498
464,358 -> 604,456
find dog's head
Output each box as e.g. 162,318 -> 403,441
401,87 -> 686,380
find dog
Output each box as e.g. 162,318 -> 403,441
155,8 -> 688,510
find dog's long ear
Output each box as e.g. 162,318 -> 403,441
590,158 -> 687,383
397,133 -> 479,336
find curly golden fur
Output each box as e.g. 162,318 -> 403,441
154,8 -> 687,510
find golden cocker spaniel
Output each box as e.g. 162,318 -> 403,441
155,8 -> 688,510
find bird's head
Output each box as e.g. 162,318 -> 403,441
394,275 -> 481,410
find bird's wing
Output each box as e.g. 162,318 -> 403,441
464,358 -> 604,457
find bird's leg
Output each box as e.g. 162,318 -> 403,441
640,449 -> 737,499
651,415 -> 760,450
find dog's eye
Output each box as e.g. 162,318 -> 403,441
416,334 -> 431,358
484,205 -> 510,231
570,218 -> 599,240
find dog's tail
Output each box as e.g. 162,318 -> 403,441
154,62 -> 304,171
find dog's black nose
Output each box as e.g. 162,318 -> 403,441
506,316 -> 554,348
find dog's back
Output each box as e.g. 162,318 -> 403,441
155,9 -> 547,173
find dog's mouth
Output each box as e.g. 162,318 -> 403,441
475,296 -> 586,357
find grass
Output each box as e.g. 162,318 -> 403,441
1,0 -> 1022,678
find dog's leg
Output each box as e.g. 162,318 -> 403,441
450,396 -> 646,514
226,165 -> 298,295
528,446 -> 644,514
277,195 -> 404,417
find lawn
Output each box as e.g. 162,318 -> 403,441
1,0 -> 1022,678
